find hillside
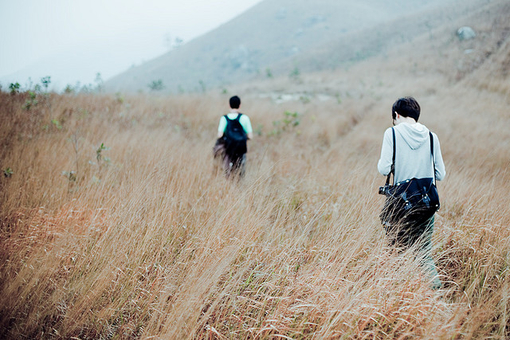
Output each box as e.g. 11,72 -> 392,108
237,0 -> 510,96
1,0 -> 510,338
105,0 -> 462,93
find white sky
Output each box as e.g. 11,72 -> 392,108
0,0 -> 263,89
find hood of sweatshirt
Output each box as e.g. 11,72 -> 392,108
395,122 -> 429,150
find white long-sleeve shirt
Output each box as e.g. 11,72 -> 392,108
378,122 -> 446,183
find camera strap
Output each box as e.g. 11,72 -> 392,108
385,127 -> 396,186
429,131 -> 436,185
386,127 -> 436,187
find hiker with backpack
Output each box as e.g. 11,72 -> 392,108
214,95 -> 253,178
377,97 -> 446,289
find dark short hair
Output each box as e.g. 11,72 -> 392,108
229,95 -> 241,109
392,97 -> 420,121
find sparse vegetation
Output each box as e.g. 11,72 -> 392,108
9,82 -> 20,94
266,67 -> 273,78
40,76 -> 51,92
51,119 -> 62,130
148,79 -> 165,91
199,80 -> 207,93
289,66 -> 301,81
2,167 -> 13,178
270,110 -> 301,136
94,72 -> 104,93
23,91 -> 38,110
64,84 -> 74,94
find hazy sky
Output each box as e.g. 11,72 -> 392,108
0,0 -> 262,89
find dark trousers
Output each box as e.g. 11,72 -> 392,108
385,216 -> 442,289
213,139 -> 246,178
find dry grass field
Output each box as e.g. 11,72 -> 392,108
1,2 -> 510,339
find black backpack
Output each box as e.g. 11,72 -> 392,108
223,114 -> 247,161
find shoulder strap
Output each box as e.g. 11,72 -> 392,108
225,113 -> 242,122
429,131 -> 436,184
386,129 -> 436,185
385,127 -> 396,186
392,127 -> 396,170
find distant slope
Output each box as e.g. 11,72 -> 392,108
287,0 -> 495,74
105,0 -> 466,93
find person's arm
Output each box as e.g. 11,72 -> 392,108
433,133 -> 446,181
377,128 -> 393,176
240,115 -> 254,140
217,116 -> 226,138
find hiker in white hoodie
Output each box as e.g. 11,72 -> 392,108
378,97 -> 446,289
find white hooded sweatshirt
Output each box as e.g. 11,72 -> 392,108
378,122 -> 446,184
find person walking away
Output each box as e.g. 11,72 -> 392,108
377,97 -> 446,289
214,95 -> 253,178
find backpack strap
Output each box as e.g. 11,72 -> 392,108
224,113 -> 242,122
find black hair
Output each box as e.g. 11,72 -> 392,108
392,97 -> 420,121
229,95 -> 241,109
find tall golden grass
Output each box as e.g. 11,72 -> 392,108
1,74 -> 509,339
1,2 -> 510,338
